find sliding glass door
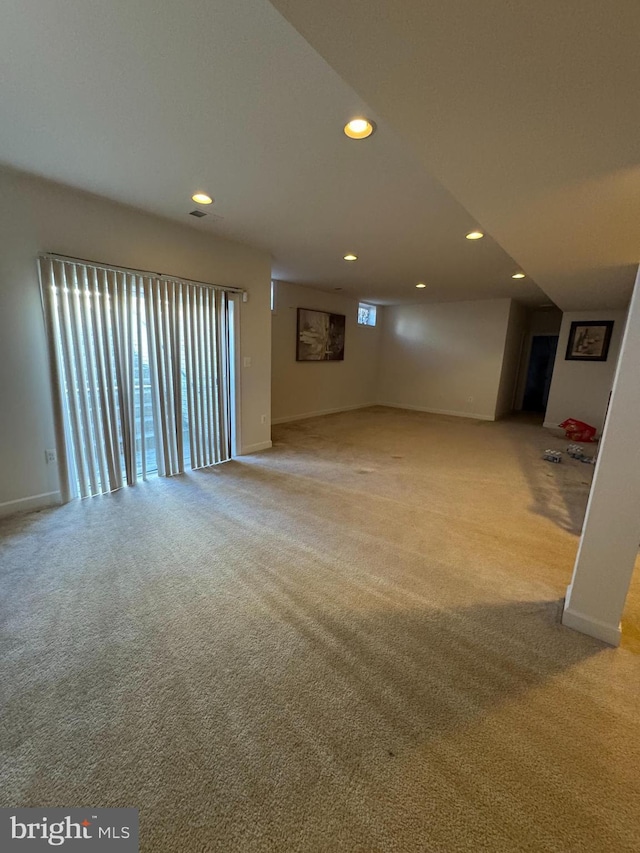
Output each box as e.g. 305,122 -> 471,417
39,256 -> 234,501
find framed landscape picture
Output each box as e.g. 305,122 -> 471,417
565,320 -> 614,362
296,308 -> 345,361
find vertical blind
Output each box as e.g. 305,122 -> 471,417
39,256 -> 232,502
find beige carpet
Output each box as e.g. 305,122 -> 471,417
1,406 -> 639,852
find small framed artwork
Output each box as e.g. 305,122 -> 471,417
296,308 -> 345,361
565,320 -> 614,362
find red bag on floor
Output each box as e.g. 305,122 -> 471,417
559,418 -> 596,442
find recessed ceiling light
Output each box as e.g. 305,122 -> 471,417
511,272 -> 526,279
343,253 -> 358,261
343,119 -> 376,140
416,283 -> 426,288
465,231 -> 484,240
191,192 -> 213,205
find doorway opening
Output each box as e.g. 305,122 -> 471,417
522,335 -> 559,413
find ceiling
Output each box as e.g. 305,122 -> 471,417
1,1 -> 637,310
270,0 -> 640,311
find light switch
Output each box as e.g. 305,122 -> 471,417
243,356 -> 252,368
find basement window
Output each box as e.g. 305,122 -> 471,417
358,302 -> 377,326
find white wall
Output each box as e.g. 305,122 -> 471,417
495,300 -> 528,418
377,298 -> 513,420
0,167 -> 272,515
544,309 -> 627,434
271,281 -> 380,423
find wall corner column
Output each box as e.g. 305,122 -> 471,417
562,266 -> 640,645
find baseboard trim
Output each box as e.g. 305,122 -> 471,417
561,606 -> 621,646
0,490 -> 62,519
239,440 -> 273,454
271,403 -> 375,426
543,420 -> 562,430
378,402 -> 495,422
